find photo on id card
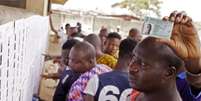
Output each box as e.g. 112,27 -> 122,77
141,17 -> 174,39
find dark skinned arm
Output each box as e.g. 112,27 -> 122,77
160,11 -> 201,89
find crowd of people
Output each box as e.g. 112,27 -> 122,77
44,11 -> 201,101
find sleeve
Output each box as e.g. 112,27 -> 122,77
186,71 -> 201,98
53,78 -> 67,101
186,71 -> 201,88
189,85 -> 201,99
53,71 -> 70,101
177,77 -> 201,100
83,75 -> 99,96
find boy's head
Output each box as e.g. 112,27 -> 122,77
104,32 -> 121,57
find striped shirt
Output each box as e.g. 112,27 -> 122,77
67,64 -> 112,101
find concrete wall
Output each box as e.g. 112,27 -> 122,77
0,0 -> 50,24
26,0 -> 49,15
0,5 -> 34,24
0,0 -> 26,8
51,12 -> 143,38
0,0 -> 49,16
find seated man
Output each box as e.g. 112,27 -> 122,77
83,38 -> 137,101
130,11 -> 201,101
84,34 -> 117,69
53,39 -> 81,101
103,32 -> 121,59
67,41 -> 112,101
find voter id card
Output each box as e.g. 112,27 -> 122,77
141,17 -> 174,39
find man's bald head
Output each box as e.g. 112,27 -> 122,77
129,37 -> 184,92
72,41 -> 96,60
84,34 -> 101,50
69,41 -> 96,73
134,37 -> 184,71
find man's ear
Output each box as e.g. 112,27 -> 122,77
165,66 -> 176,78
89,58 -> 96,65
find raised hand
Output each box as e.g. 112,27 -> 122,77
161,11 -> 201,73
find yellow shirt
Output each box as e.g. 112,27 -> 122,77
111,52 -> 119,59
97,54 -> 117,69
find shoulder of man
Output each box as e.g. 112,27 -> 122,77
61,69 -> 80,84
95,64 -> 113,71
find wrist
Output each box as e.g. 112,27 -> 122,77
186,71 -> 201,88
184,59 -> 201,74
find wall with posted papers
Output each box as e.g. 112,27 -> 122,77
0,15 -> 49,101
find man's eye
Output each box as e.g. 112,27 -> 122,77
131,56 -> 137,61
141,62 -> 146,66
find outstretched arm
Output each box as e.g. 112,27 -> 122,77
161,11 -> 201,89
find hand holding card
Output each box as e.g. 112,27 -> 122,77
160,11 -> 201,74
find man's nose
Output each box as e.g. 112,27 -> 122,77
129,61 -> 140,73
